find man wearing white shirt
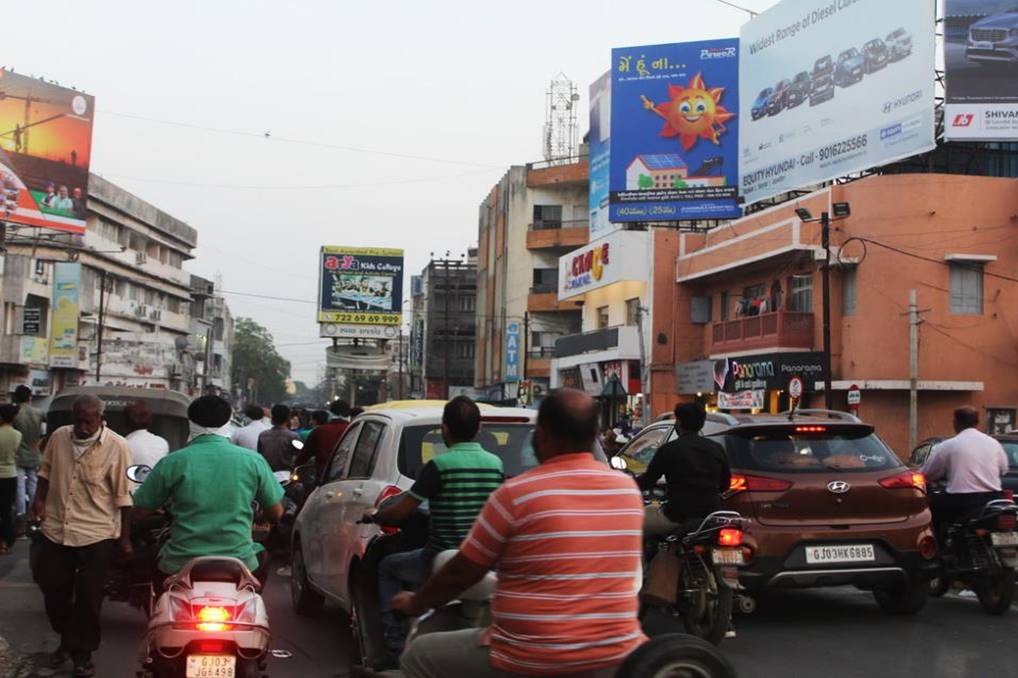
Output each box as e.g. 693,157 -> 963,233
921,406 -> 1008,531
231,404 -> 271,451
124,402 -> 169,486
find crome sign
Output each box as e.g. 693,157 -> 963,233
717,351 -> 826,392
564,243 -> 611,292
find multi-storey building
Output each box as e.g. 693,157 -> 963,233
190,275 -> 234,397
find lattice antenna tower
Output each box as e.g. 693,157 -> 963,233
543,73 -> 579,164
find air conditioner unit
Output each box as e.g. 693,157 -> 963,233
150,309 -> 162,321
135,251 -> 148,266
136,304 -> 148,317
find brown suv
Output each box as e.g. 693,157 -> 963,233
619,409 -> 937,614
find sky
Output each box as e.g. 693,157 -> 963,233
8,0 -> 778,383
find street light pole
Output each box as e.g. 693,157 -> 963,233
96,269 -> 107,384
821,211 -> 833,410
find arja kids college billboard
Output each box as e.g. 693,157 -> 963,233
0,69 -> 94,234
318,247 -> 404,326
609,40 -> 741,222
944,1 -> 1018,141
739,0 -> 936,206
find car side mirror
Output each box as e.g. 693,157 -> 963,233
126,464 -> 152,484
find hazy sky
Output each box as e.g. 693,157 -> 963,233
10,0 -> 776,383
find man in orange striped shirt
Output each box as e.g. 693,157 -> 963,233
395,389 -> 647,677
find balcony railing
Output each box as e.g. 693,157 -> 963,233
526,220 -> 590,250
528,346 -> 556,358
528,218 -> 590,231
554,325 -> 641,360
710,310 -> 815,353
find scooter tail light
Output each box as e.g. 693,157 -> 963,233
195,605 -> 233,632
375,485 -> 403,536
234,598 -> 257,624
996,513 -> 1018,531
718,528 -> 743,547
168,595 -> 191,621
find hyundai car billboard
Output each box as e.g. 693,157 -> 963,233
945,1 -> 1018,140
0,69 -> 94,234
609,40 -> 741,222
739,0 -> 935,206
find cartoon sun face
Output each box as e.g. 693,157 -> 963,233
651,73 -> 734,151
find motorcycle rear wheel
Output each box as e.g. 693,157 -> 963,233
679,566 -> 732,646
974,570 -> 1015,615
616,633 -> 736,678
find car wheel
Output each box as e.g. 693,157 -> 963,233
974,571 -> 1015,615
874,574 -> 929,615
615,633 -> 737,678
290,537 -> 324,616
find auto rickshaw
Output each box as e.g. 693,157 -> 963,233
46,386 -> 192,451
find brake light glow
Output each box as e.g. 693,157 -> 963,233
195,606 -> 233,632
730,474 -> 793,493
1005,490 -> 1015,501
918,536 -> 937,560
997,514 -> 1018,531
375,485 -> 403,536
718,528 -> 743,547
878,470 -> 926,492
794,426 -> 827,433
197,641 -> 226,653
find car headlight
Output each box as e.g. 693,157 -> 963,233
1010,29 -> 1018,38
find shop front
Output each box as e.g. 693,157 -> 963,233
676,351 -> 827,414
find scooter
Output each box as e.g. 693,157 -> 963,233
127,464 -> 275,678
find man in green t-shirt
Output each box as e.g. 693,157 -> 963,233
133,395 -> 284,586
361,396 -> 504,658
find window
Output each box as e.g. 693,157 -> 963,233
533,205 -> 563,230
625,298 -> 641,326
596,306 -> 610,329
721,291 -> 729,321
532,268 -> 558,292
842,267 -> 857,316
456,342 -> 475,358
348,421 -> 386,478
167,297 -> 181,314
789,275 -> 813,313
398,422 -> 538,478
325,423 -> 361,482
459,295 -> 475,312
169,251 -> 183,269
949,262 -> 983,315
718,429 -> 901,473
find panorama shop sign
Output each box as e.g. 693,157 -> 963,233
739,0 -> 936,205
944,1 -> 1018,141
715,351 -> 826,393
558,230 -> 651,300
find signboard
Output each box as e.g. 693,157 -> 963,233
516,380 -> 532,406
11,368 -> 52,396
788,376 -> 804,400
589,71 -> 616,237
411,317 -> 425,370
580,362 -> 604,396
317,247 -> 404,325
718,390 -> 765,410
847,384 -> 862,405
944,1 -> 1018,140
676,359 -> 716,394
0,69 -> 94,234
504,321 -> 520,383
19,336 -> 48,365
558,230 -> 651,300
715,351 -> 826,393
739,0 -> 936,205
21,307 -> 41,335
49,262 -> 80,368
319,323 -> 399,340
610,40 -> 741,222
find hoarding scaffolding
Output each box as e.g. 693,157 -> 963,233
543,73 -> 579,164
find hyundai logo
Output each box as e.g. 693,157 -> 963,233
827,480 -> 850,494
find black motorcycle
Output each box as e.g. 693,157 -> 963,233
930,497 -> 1018,614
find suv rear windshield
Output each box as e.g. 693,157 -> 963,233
713,425 -> 902,474
1000,441 -> 1018,469
398,423 -> 538,479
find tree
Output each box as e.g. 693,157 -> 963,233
231,318 -> 290,405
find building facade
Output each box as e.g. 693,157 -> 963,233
474,156 -> 589,404
190,275 -> 234,397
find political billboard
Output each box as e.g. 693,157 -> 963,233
739,0 -> 935,205
0,69 -> 94,234
609,40 -> 741,222
588,71 -> 615,237
318,247 -> 404,325
944,1 -> 1018,140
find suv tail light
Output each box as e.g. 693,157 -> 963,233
918,535 -> 937,560
718,528 -> 743,547
878,470 -> 926,492
730,474 -> 793,493
375,485 -> 403,535
997,513 -> 1018,531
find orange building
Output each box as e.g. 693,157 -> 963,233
671,173 -> 1018,458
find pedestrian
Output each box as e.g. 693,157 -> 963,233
29,394 -> 133,678
231,403 -> 270,451
299,400 -> 351,479
12,384 -> 43,527
257,404 -> 299,472
396,389 -> 646,677
362,396 -> 503,661
0,403 -> 22,555
298,409 -> 329,442
124,401 -> 170,477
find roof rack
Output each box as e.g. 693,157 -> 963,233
780,408 -> 862,423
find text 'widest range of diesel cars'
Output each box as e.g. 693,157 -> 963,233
751,27 -> 913,121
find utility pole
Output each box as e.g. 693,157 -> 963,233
95,269 -> 107,383
398,333 -> 405,400
442,258 -> 450,399
909,289 -> 920,453
636,305 -> 650,426
522,312 -> 530,382
821,211 -> 833,410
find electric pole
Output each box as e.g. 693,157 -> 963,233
821,211 -> 833,410
637,305 -> 650,426
95,269 -> 107,383
908,289 -> 920,453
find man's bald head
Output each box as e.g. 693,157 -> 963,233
534,388 -> 599,462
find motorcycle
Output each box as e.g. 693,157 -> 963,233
106,511 -> 170,616
930,496 -> 1018,614
127,464 -> 277,678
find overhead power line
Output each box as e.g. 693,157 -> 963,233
710,0 -> 760,16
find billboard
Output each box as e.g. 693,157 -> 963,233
609,40 -> 741,222
739,0 -> 936,205
588,72 -> 615,237
50,262 -> 81,368
945,1 -> 1018,140
317,247 -> 404,325
0,69 -> 94,234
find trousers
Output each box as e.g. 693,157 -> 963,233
38,538 -> 116,657
378,548 -> 437,651
0,477 -> 16,547
16,466 -> 37,517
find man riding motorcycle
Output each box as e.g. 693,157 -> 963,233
921,406 -> 1009,534
132,395 -> 284,589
